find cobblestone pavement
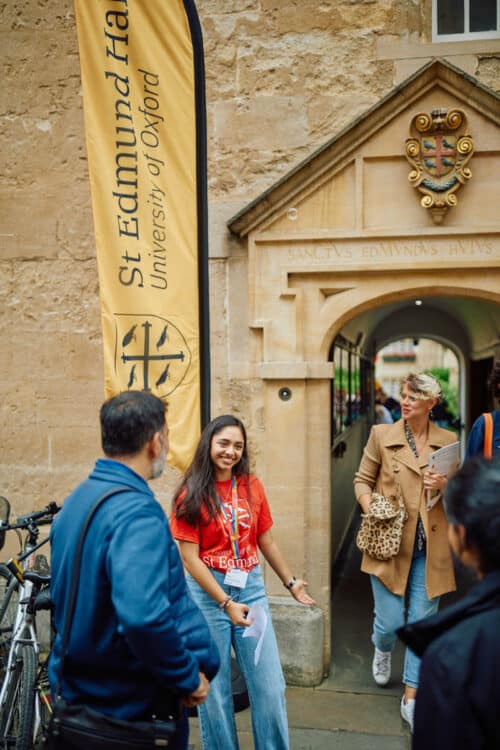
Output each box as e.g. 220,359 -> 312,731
188,682 -> 411,749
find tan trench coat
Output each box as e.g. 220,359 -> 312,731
354,419 -> 456,599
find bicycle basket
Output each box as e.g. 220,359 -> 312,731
0,497 -> 10,550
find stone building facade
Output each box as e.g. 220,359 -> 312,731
1,1 -> 499,680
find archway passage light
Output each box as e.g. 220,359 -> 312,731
415,299 -> 423,306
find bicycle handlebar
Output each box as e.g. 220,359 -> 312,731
0,502 -> 61,532
15,502 -> 60,525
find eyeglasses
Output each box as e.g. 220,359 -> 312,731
400,393 -> 420,404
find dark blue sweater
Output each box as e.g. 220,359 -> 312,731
465,411 -> 500,459
48,459 -> 219,719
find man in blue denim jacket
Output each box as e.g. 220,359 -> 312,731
49,391 -> 219,749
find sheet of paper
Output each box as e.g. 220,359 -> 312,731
428,441 -> 461,478
242,602 -> 268,666
427,441 -> 461,511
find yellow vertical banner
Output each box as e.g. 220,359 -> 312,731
74,0 -> 209,472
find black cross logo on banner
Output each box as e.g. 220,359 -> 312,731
121,320 -> 185,392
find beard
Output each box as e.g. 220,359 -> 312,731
151,446 -> 167,479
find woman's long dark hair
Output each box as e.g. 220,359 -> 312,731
445,456 -> 500,574
174,414 -> 250,526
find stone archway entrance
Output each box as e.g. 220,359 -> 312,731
227,60 -> 500,682
328,291 -> 499,586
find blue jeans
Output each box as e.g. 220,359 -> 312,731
370,552 -> 439,688
186,566 -> 289,750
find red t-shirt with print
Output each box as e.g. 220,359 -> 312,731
170,474 -> 273,573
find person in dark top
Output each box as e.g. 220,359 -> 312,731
398,457 -> 500,750
375,382 -> 401,421
49,391 -> 220,750
466,356 -> 500,459
430,398 -> 461,431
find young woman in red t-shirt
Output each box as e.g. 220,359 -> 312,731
170,414 -> 314,750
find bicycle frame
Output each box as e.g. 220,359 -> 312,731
0,506 -> 58,750
0,576 -> 40,742
0,546 -> 45,745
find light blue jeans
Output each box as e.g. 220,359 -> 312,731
370,551 -> 439,688
186,566 -> 289,750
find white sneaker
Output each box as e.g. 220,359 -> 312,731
372,647 -> 391,686
400,695 -> 415,733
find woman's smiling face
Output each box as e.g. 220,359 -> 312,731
210,425 -> 245,480
400,385 -> 436,422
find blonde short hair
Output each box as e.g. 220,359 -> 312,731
401,372 -> 443,402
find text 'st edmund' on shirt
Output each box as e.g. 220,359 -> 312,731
170,475 -> 273,571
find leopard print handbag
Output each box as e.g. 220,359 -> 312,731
356,493 -> 408,560
356,454 -> 408,561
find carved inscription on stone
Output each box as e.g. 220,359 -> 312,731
281,237 -> 498,266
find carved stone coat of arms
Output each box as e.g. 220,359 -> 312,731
404,108 -> 474,224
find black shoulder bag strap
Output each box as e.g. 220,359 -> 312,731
54,486 -> 130,699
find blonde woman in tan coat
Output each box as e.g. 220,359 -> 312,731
354,372 -> 456,733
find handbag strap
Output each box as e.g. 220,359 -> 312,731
483,412 -> 493,459
54,486 -> 131,699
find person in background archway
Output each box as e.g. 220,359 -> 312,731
354,372 -> 456,733
375,381 -> 401,421
375,402 -> 394,424
170,414 -> 315,750
429,396 -> 461,432
398,457 -> 500,750
465,355 -> 500,459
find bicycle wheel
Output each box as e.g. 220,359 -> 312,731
0,566 -> 19,670
33,658 -> 52,750
2,644 -> 37,750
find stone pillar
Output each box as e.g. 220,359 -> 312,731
255,366 -> 333,684
269,596 -> 324,687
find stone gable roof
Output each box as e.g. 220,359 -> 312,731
228,58 -> 500,238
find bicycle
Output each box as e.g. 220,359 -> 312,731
0,498 -> 18,672
0,500 -> 59,750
